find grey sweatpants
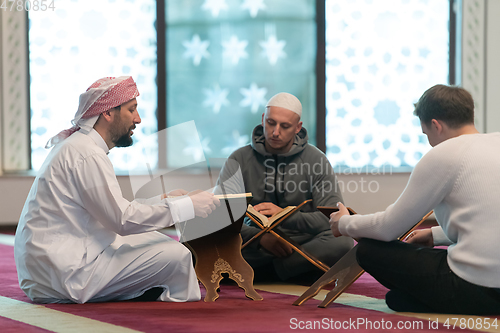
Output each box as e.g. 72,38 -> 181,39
242,229 -> 354,281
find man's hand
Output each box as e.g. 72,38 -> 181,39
254,202 -> 282,217
329,202 -> 349,237
162,189 -> 189,199
405,228 -> 434,247
188,190 -> 221,218
259,233 -> 293,257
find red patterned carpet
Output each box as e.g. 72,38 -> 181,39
1,240 -> 498,332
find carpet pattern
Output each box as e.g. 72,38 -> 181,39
1,238 -> 499,332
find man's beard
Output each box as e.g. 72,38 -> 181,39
114,132 -> 133,147
114,126 -> 135,147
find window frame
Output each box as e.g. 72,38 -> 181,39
0,9 -> 30,174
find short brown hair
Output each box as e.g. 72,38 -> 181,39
413,85 -> 474,129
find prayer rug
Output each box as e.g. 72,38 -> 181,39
1,236 -> 499,333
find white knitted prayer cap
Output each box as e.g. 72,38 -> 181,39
265,92 -> 302,118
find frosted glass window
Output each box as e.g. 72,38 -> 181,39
28,0 -> 452,173
29,0 -> 157,172
325,0 -> 449,169
165,0 -> 316,169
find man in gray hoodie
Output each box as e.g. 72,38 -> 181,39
217,92 -> 353,282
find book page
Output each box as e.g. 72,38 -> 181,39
247,205 -> 270,226
247,204 -> 297,227
267,206 -> 296,225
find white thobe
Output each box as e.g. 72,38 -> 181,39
14,129 -> 201,303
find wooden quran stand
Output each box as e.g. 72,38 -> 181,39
183,197 -> 263,302
293,208 -> 433,308
241,199 -> 332,272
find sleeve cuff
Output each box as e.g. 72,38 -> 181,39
431,226 -> 453,246
166,196 -> 195,223
338,215 -> 350,236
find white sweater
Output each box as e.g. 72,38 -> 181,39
339,133 -> 500,288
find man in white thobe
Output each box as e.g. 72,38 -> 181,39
14,76 -> 219,304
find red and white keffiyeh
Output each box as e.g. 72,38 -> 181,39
45,76 -> 140,148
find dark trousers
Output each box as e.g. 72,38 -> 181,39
243,230 -> 353,282
356,238 -> 500,315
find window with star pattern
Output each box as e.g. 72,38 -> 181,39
325,0 -> 450,170
28,0 -> 158,172
165,0 -> 317,169
28,0 -> 453,173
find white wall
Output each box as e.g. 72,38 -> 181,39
0,172 -> 411,225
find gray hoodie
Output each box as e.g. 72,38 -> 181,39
217,125 -> 343,244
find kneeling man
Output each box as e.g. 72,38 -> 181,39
331,85 -> 500,315
15,76 -> 219,303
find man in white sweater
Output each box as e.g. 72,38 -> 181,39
330,85 -> 500,314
